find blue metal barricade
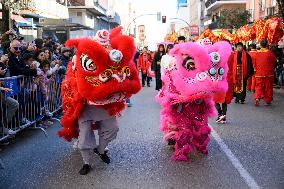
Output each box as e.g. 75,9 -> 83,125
0,75 -> 63,142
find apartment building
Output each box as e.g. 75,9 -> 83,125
246,0 -> 278,21
68,0 -> 120,38
204,0 -> 246,29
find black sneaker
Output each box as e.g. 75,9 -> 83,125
168,139 -> 176,145
98,152 -> 110,164
147,84 -> 150,87
94,148 -> 108,154
240,101 -> 245,104
216,115 -> 222,123
79,164 -> 91,175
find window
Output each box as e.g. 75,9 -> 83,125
77,12 -> 82,16
87,14 -> 93,19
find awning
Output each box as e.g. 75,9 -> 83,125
11,14 -> 30,24
39,23 -> 94,31
0,12 -> 31,24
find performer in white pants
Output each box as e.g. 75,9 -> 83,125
77,104 -> 119,174
59,28 -> 141,175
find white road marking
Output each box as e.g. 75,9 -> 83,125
209,124 -> 261,189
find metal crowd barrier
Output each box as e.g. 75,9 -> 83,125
0,74 -> 63,143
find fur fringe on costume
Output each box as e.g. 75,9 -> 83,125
156,41 -> 231,161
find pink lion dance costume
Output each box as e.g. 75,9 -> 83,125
156,41 -> 232,161
58,27 -> 141,174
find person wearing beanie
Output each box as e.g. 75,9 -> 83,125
232,42 -> 254,104
254,39 -> 277,106
60,47 -> 71,68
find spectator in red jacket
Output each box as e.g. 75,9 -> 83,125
138,47 -> 152,87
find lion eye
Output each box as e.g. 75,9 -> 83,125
183,56 -> 196,70
80,54 -> 96,71
218,67 -> 225,75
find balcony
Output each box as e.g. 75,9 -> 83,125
205,0 -> 217,8
68,0 -> 105,16
205,0 -> 246,11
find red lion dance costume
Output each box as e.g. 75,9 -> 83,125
58,27 -> 141,175
156,41 -> 231,161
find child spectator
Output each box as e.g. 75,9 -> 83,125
37,61 -> 54,117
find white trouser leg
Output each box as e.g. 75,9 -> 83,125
97,118 -> 119,154
78,121 -> 96,164
80,149 -> 92,165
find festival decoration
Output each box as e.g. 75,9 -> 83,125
197,17 -> 284,44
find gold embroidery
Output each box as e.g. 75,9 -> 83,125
85,76 -> 102,87
234,65 -> 243,93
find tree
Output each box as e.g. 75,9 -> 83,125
218,9 -> 251,30
1,0 -> 12,33
0,0 -> 31,33
276,0 -> 284,21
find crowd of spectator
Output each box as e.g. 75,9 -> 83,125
0,29 -> 72,136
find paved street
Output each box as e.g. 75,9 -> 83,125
0,85 -> 284,189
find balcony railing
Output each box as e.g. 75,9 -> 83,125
205,0 -> 218,8
68,0 -> 85,6
205,0 -> 246,8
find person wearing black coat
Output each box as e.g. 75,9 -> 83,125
8,40 -> 37,77
152,44 -> 165,90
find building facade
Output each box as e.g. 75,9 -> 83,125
68,0 -> 120,38
246,0 -> 278,21
176,0 -> 190,39
188,0 -> 206,35
204,0 -> 246,29
8,0 -> 70,41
